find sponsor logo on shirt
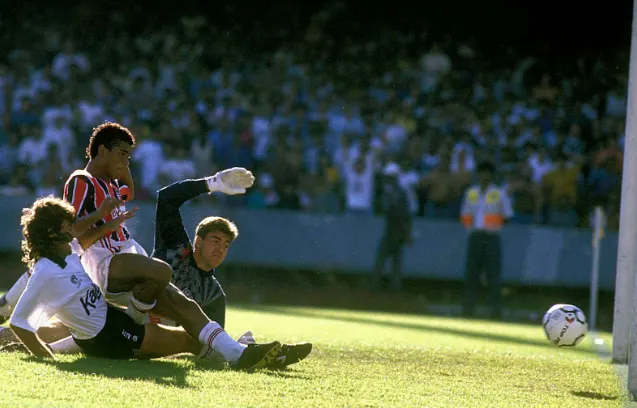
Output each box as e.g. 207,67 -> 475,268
80,283 -> 103,316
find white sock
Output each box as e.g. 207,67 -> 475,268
198,346 -> 225,363
49,336 -> 82,354
126,296 -> 156,325
5,272 -> 29,306
198,322 -> 246,363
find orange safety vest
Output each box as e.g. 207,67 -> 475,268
460,185 -> 509,231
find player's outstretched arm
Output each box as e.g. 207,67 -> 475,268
153,168 -> 254,252
9,325 -> 55,359
156,168 -> 255,211
155,178 -> 210,251
9,264 -> 58,359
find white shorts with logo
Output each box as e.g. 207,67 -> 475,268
79,239 -> 148,307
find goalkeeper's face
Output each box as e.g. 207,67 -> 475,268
195,231 -> 232,269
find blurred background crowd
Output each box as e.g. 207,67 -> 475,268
0,1 -> 628,230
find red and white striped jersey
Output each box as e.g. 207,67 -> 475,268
63,169 -> 131,251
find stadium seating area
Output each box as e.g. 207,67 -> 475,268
0,1 -> 626,229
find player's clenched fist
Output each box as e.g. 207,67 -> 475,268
207,167 -> 256,195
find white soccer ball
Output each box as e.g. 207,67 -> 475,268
542,304 -> 588,347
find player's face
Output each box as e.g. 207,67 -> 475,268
197,231 -> 232,269
103,142 -> 132,179
54,220 -> 74,255
60,220 -> 73,239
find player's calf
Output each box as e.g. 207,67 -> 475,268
133,323 -> 201,359
153,283 -> 210,336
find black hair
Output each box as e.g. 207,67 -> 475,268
86,122 -> 136,159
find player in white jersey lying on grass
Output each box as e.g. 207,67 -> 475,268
1,168 -> 312,368
9,195 -> 281,369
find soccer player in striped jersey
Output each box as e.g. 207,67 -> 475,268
10,196 -> 281,369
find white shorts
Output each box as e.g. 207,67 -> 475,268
80,239 -> 148,307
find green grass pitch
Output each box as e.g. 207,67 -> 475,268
0,305 -> 625,407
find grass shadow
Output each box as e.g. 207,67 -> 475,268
36,355 -> 223,388
260,367 -> 312,380
570,390 -> 618,401
233,304 -> 598,355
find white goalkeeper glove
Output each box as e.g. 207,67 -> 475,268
206,167 -> 256,195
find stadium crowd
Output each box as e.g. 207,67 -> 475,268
0,2 -> 626,230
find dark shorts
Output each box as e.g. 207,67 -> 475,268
73,304 -> 146,359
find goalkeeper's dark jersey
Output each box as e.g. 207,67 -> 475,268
151,179 -> 225,307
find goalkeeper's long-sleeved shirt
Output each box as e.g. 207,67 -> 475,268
152,179 -> 225,308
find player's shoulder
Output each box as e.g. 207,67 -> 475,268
32,257 -> 64,278
65,169 -> 95,186
159,240 -> 193,258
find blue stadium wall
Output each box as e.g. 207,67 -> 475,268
0,197 -> 617,291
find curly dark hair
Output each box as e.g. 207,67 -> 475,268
86,122 -> 136,159
21,197 -> 76,268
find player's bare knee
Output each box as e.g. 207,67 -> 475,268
150,260 -> 172,286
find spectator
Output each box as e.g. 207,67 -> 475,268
398,158 -> 420,215
419,42 -> 451,92
17,125 -> 48,182
527,146 -> 554,185
37,143 -> 65,197
10,98 -> 40,128
588,156 -> 621,210
51,40 -> 90,82
160,146 -> 196,185
0,131 -> 20,184
247,173 -> 279,210
42,115 -> 74,163
504,166 -> 537,224
0,165 -> 33,197
421,157 -> 456,219
344,156 -> 375,214
372,163 -> 412,291
540,154 -> 580,226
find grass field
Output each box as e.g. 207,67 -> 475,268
0,304 -> 625,407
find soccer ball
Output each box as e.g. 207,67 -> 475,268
542,304 -> 588,347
